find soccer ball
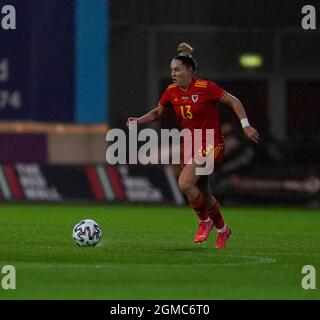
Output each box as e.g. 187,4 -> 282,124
72,219 -> 102,247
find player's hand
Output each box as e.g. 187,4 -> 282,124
243,126 -> 260,144
126,117 -> 139,129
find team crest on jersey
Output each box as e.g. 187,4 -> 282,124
192,95 -> 199,102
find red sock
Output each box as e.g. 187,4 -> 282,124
188,192 -> 209,221
207,200 -> 225,229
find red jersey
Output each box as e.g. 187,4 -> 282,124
159,78 -> 226,159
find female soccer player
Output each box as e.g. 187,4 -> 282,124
127,43 -> 259,249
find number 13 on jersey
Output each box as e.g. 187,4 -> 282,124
180,105 -> 193,120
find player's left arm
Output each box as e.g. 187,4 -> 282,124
222,93 -> 260,144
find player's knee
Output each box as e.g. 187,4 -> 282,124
178,176 -> 194,195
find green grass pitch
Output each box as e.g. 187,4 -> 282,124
0,204 -> 319,300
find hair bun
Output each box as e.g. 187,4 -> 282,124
177,42 -> 194,57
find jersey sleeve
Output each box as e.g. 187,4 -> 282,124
208,81 -> 227,102
159,88 -> 171,108
158,87 -> 172,114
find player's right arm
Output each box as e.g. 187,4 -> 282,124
126,104 -> 165,128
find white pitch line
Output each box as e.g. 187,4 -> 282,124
2,255 -> 276,270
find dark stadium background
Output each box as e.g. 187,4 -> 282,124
1,0 -> 319,205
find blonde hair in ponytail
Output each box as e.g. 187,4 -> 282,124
174,42 -> 197,71
177,42 -> 194,58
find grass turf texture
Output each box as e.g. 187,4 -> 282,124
0,204 -> 319,300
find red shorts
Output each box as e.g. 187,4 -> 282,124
181,140 -> 225,167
